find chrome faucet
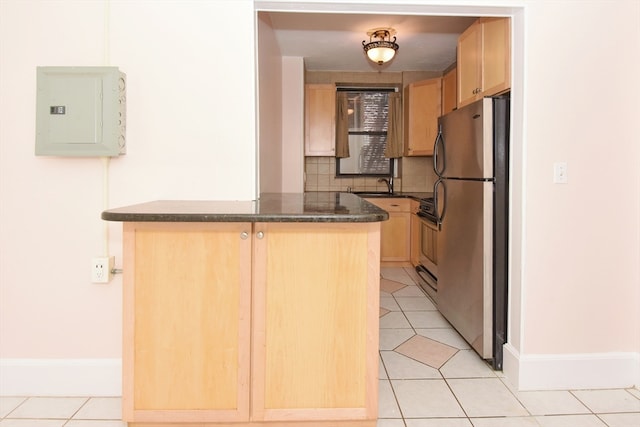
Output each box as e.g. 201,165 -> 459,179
378,177 -> 394,194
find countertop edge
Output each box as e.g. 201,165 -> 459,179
101,193 -> 397,223
101,212 -> 389,223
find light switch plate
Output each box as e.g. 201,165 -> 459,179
553,162 -> 568,184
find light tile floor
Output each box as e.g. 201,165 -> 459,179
377,267 -> 640,427
1,267 -> 639,427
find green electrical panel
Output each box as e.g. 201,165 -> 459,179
35,66 -> 126,157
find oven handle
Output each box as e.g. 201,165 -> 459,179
434,178 -> 446,229
417,211 -> 436,222
416,265 -> 437,292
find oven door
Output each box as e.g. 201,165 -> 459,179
416,214 -> 438,300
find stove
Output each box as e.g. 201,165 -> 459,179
414,196 -> 439,301
418,196 -> 437,224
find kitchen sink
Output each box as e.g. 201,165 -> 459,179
351,191 -> 395,197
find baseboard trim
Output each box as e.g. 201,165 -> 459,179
502,344 -> 640,391
0,358 -> 121,396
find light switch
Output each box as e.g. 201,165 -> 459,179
553,162 -> 568,184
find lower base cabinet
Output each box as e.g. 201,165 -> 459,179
122,221 -> 381,427
364,198 -> 411,264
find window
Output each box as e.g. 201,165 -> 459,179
336,88 -> 395,176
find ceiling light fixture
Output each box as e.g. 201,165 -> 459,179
362,27 -> 399,65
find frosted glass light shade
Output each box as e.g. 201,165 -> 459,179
366,46 -> 397,64
362,28 -> 399,65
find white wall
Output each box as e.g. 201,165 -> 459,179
505,0 -> 640,390
257,12 -> 284,193
0,0 -> 257,395
281,57 -> 305,193
1,0 -> 639,396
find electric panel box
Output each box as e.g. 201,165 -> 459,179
35,66 -> 126,157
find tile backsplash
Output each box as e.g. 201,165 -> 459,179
304,156 -> 437,193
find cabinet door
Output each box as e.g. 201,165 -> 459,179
305,84 -> 336,156
481,17 -> 511,97
381,212 -> 411,261
404,78 -> 442,156
458,18 -> 511,108
252,222 -> 380,423
122,222 -> 252,423
457,20 -> 482,107
365,198 -> 411,262
410,201 -> 421,267
442,67 -> 457,114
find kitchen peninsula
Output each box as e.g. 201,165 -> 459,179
102,192 -> 388,427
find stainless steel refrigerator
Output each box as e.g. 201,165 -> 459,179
433,95 -> 509,370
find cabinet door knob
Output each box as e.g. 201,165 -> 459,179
240,231 -> 249,240
256,231 -> 264,239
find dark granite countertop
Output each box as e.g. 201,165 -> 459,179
101,192 -> 390,223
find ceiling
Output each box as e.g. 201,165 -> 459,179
263,12 -> 478,73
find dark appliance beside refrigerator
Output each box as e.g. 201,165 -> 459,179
415,196 -> 439,301
433,95 -> 509,370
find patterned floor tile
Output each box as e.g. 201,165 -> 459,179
440,350 -> 497,378
515,390 -> 589,415
572,389 -> 640,413
447,378 -> 528,417
381,350 -> 442,380
380,278 -> 407,293
597,412 -> 640,427
72,397 -> 122,420
415,328 -> 471,350
6,397 -> 88,419
0,397 -> 27,418
392,379 -> 465,418
534,414 -> 608,427
405,419 -> 472,427
395,334 -> 457,369
379,328 -> 415,351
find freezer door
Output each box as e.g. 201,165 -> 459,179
438,98 -> 494,179
436,178 -> 493,359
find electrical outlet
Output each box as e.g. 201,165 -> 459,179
92,256 -> 115,283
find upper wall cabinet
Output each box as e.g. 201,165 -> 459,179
404,77 -> 442,157
457,17 -> 511,108
441,67 -> 457,114
304,84 -> 335,156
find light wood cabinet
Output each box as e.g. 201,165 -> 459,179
305,84 -> 336,156
457,17 -> 511,107
403,78 -> 442,156
122,221 -> 380,427
442,67 -> 457,114
122,222 -> 252,423
410,200 -> 421,267
252,222 -> 379,423
365,198 -> 411,264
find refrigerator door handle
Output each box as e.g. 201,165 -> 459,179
433,125 -> 445,178
434,178 -> 446,229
